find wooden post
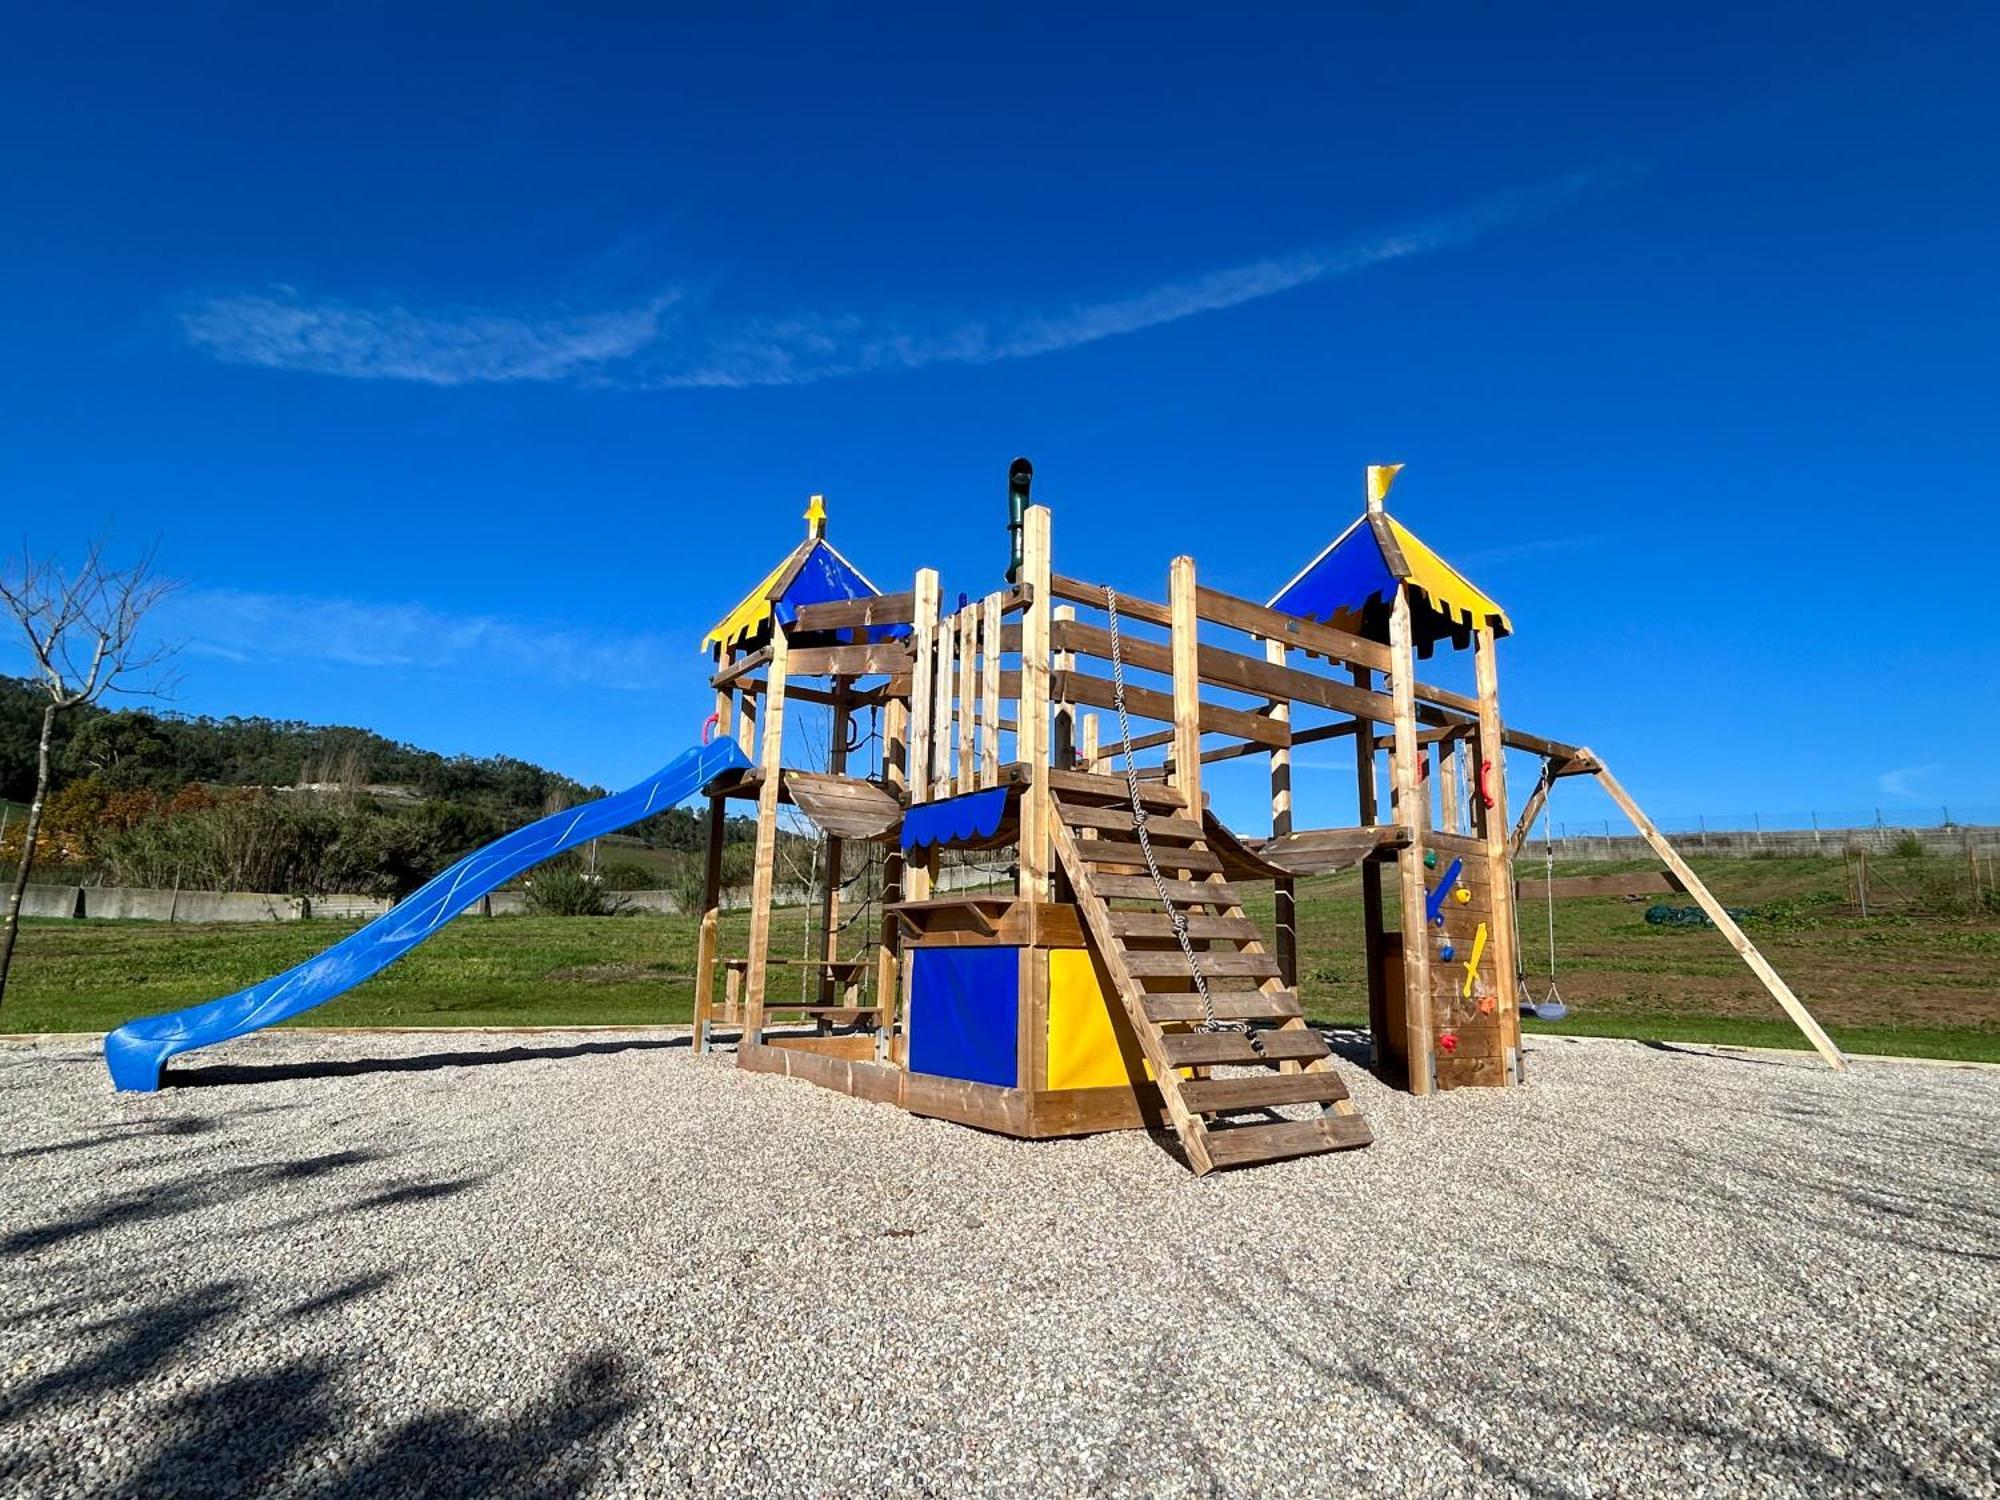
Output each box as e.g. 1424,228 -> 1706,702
1017,505 -> 1052,901
691,794 -> 728,1053
819,682 -> 850,1007
1473,625 -> 1522,1078
1352,665 -> 1387,1066
957,605 -> 977,794
1388,589 -> 1433,1094
876,692 -> 907,1042
906,569 -> 940,906
1438,738 -> 1460,838
931,613 -> 956,802
980,591 -> 1002,787
1168,556 -> 1202,814
1051,604 -> 1076,774
743,623 -> 789,1045
1266,637 -> 1297,989
1591,756 -> 1848,1070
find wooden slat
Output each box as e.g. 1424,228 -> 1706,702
1203,1112 -> 1373,1167
1048,768 -> 1186,810
784,642 -> 913,679
1080,839 -> 1224,874
1190,582 -> 1394,673
788,591 -> 916,633
1108,910 -> 1260,941
1090,873 -> 1243,905
1180,1070 -> 1348,1113
1050,574 -> 1174,629
1053,799 -> 1206,841
1141,990 -> 1302,1023
1124,949 -> 1280,979
1053,617 -> 1401,726
1158,1029 -> 1328,1067
1053,669 -> 1289,749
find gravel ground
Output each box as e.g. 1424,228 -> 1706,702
1,1029 -> 1995,1498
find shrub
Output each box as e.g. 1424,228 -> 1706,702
522,866 -> 629,917
1893,833 -> 1926,859
596,859 -> 655,892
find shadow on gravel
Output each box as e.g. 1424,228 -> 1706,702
3,1149 -> 389,1257
0,1104 -> 302,1164
166,1035 -> 689,1088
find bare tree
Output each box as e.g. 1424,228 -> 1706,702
0,539 -> 181,1004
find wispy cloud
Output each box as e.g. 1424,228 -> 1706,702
175,171 -> 1594,390
159,588 -> 698,693
178,291 -> 682,386
1877,764 -> 1937,800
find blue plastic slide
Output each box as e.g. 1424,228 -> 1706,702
104,738 -> 749,1092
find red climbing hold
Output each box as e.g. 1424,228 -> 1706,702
1438,1031 -> 1459,1054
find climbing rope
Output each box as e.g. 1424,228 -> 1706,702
1104,587 -> 1257,1050
1536,762 -> 1565,1011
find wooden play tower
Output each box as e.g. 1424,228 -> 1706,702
688,464 -> 1843,1174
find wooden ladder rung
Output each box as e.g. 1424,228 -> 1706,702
1141,990 -> 1302,1023
1091,874 -> 1243,906
1179,1070 -> 1349,1113
1047,769 -> 1187,810
1125,949 -> 1280,979
1053,800 -> 1206,841
1081,839 -> 1224,874
1158,1028 -> 1328,1068
1108,911 -> 1261,941
1202,1113 -> 1373,1168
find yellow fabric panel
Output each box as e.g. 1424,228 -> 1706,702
1046,949 -> 1143,1090
1386,517 -> 1513,636
700,550 -> 794,657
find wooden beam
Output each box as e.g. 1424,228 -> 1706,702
1474,624 -> 1522,1074
1267,636 -> 1296,990
1049,573 -> 1173,629
1590,756 -> 1848,1070
1169,556 -> 1203,815
743,622 -> 790,1044
981,591 -> 1003,788
1388,590 -> 1433,1094
1051,669 -> 1289,749
1018,505 -> 1052,900
691,795 -> 727,1053
905,570 -> 939,908
1353,669 -> 1387,1065
787,590 -> 916,633
783,642 -> 913,679
1190,582 -> 1393,673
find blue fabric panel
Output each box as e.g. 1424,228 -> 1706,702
1269,528 -> 1399,625
907,948 -> 1018,1088
770,543 -> 911,644
901,787 -> 1013,852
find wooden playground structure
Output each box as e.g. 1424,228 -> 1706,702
689,464 -> 1845,1174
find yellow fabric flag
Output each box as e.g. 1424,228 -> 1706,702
1366,463 -> 1404,506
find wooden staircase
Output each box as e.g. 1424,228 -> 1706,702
1046,769 -> 1372,1174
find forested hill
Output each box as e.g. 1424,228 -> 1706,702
0,674 -> 597,818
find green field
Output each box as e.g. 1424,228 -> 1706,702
3,853 -> 1995,1060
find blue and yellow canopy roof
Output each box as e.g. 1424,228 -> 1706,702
702,496 -> 895,660
1266,466 -> 1510,657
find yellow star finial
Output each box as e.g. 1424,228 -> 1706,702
1366,464 -> 1404,512
804,493 -> 827,539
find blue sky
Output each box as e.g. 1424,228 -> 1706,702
3,4 -> 1995,834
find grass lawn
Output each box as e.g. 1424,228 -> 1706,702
3,854 -> 1995,1062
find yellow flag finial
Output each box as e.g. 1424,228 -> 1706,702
804,493 -> 827,539
1366,464 -> 1404,512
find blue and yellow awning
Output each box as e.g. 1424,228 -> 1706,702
1266,469 -> 1510,656
701,497 -> 896,660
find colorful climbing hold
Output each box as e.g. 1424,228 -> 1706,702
1454,885 -> 1471,905
1424,849 -> 1438,869
1440,941 -> 1455,962
1438,1031 -> 1459,1054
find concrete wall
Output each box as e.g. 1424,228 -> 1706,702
1536,824 -> 2000,862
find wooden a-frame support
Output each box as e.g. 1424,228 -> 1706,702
1533,749 -> 1848,1072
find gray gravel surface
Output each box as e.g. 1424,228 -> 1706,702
1,1029 -> 1995,1498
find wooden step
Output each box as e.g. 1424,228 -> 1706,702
1108,911 -> 1262,942
1053,799 -> 1206,842
1123,949 -> 1281,980
1048,768 -> 1186,811
1203,1113 -> 1374,1168
1179,1070 -> 1350,1113
1080,839 -> 1224,875
1142,990 -> 1302,1023
1158,1028 -> 1329,1068
1091,874 -> 1243,906
1104,912 -> 1256,944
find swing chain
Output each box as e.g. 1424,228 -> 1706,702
1104,587 -> 1256,1049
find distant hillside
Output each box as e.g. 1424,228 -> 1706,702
0,676 -> 756,896
0,673 -> 596,820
